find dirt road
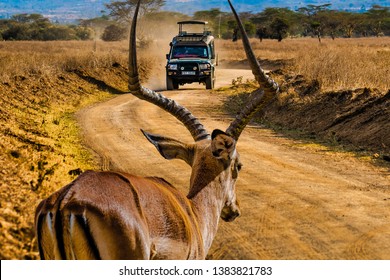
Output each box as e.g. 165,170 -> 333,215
77,68 -> 390,260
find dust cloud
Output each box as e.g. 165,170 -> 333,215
138,17 -> 179,91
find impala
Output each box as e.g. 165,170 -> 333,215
35,0 -> 279,260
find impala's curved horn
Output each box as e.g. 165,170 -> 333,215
128,0 -> 210,142
226,0 -> 280,140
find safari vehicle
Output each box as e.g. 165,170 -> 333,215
166,20 -> 216,90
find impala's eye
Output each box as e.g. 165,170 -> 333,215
232,162 -> 242,179
212,148 -> 224,157
232,168 -> 238,179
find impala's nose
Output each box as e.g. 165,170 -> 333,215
221,205 -> 241,222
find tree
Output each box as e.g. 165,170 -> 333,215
79,15 -> 115,41
193,8 -> 224,35
244,21 -> 256,37
41,26 -> 77,40
315,10 -> 343,39
11,13 -> 48,24
256,26 -> 267,41
1,14 -> 94,41
1,22 -> 30,40
297,4 -> 332,40
337,12 -> 362,37
297,4 -> 332,17
74,26 -> 94,40
101,24 -> 127,41
364,5 -> 390,36
270,18 -> 289,41
252,8 -> 299,39
105,0 -> 165,23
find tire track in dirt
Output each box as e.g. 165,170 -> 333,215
347,225 -> 390,259
77,68 -> 390,259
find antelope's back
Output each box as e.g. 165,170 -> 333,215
35,170 -> 199,259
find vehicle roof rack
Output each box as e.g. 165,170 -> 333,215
175,20 -> 212,44
178,21 -> 210,35
177,20 -> 208,26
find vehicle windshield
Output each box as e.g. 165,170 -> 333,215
172,46 -> 208,59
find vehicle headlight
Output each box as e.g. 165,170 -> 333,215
168,64 -> 178,70
199,64 -> 211,70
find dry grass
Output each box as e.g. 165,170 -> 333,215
0,40 -> 163,89
217,37 -> 390,92
2,37 -> 388,92
0,41 -> 129,82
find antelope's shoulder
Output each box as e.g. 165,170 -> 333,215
37,171 -> 140,211
145,176 -> 177,189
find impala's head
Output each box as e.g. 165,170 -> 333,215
128,0 -> 279,223
209,129 -> 242,222
142,128 -> 242,222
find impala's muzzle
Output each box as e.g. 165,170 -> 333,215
221,202 -> 241,222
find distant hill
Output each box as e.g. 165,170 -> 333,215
0,0 -> 388,22
164,0 -> 388,15
0,0 -> 105,22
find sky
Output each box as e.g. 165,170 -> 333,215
0,0 -> 388,22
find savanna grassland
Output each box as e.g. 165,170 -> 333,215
218,37 -> 390,91
218,37 -> 390,157
1,37 -> 389,259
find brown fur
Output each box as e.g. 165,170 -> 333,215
35,134 -> 241,259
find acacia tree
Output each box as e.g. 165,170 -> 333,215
1,13 -> 92,40
104,0 -> 166,44
223,11 -> 257,40
270,18 -> 289,41
364,5 -> 390,36
193,8 -> 228,37
11,13 -> 48,23
316,10 -> 343,39
101,24 -> 127,41
105,0 -> 166,23
252,8 -> 297,40
338,11 -> 362,37
297,4 -> 332,40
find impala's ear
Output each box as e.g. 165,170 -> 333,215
211,129 -> 236,161
141,130 -> 194,166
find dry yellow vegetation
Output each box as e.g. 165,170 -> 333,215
218,37 -> 390,91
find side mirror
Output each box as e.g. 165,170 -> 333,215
166,54 -> 169,60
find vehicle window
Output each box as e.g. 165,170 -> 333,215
172,46 -> 208,58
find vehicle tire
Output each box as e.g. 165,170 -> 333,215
167,77 -> 179,90
205,76 -> 215,89
166,76 -> 174,90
